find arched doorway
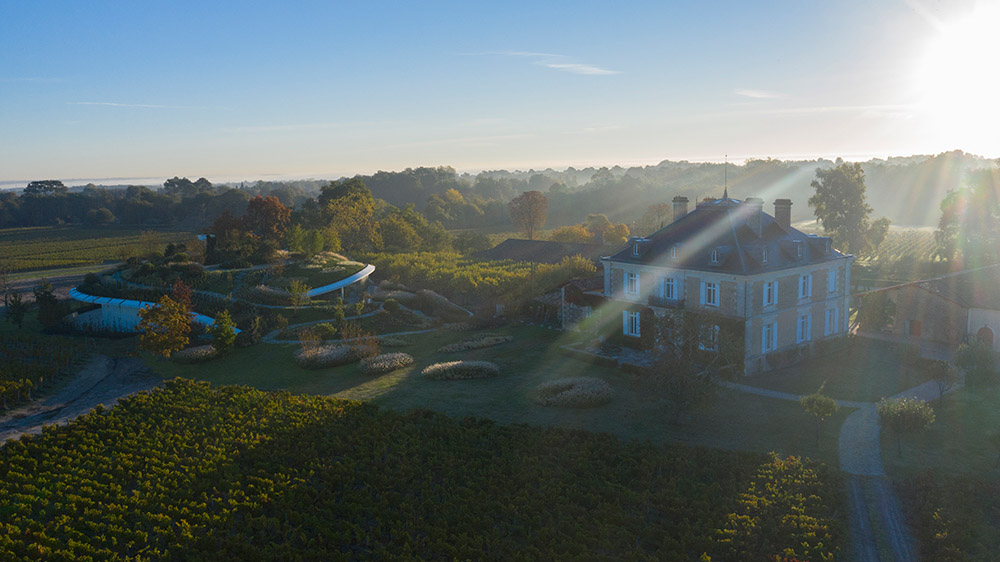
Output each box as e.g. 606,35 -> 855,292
976,326 -> 994,348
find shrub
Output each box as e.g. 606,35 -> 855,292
438,333 -> 512,353
294,344 -> 370,370
360,353 -> 414,375
422,360 -> 499,380
171,345 -> 219,364
313,323 -> 338,340
383,298 -> 402,314
415,289 -> 468,321
532,377 -> 613,408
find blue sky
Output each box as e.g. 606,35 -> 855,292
1,0 -> 996,185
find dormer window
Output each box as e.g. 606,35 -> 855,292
710,249 -> 719,263
796,242 -> 803,259
670,245 -> 678,259
762,247 -> 768,263
825,239 -> 831,254
632,242 -> 640,256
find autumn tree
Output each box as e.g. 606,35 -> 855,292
549,225 -> 592,243
137,295 -> 193,358
800,384 -> 839,446
877,397 -> 935,457
320,178 -> 382,252
508,191 -> 548,240
172,279 -> 193,314
243,195 -> 291,242
808,162 -> 890,256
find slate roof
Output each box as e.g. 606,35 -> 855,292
884,264 -> 1000,310
474,239 -> 609,264
606,196 -> 847,274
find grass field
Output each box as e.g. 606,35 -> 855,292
148,324 -> 852,466
743,338 -> 932,402
881,385 -> 1000,479
0,226 -> 194,271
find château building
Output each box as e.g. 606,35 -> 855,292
601,193 -> 853,374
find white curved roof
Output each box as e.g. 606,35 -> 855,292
69,287 -> 239,332
307,264 -> 375,297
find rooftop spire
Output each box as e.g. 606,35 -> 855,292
723,154 -> 728,199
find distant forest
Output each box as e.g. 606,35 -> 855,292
1,150 -> 995,232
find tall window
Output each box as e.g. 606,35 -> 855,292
763,280 -> 776,306
703,281 -> 719,307
762,322 -> 777,353
796,242 -> 803,258
624,311 -> 641,337
797,314 -> 811,343
825,307 -> 839,335
670,245 -> 678,259
799,274 -> 812,299
663,277 -> 676,300
827,268 -> 837,293
632,243 -> 640,256
626,272 -> 639,296
762,247 -> 768,263
710,249 -> 719,263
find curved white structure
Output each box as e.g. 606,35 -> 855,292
306,264 -> 376,298
69,287 -> 239,333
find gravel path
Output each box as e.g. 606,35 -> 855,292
0,355 -> 160,444
725,375 -> 952,561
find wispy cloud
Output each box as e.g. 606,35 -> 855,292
486,51 -> 621,76
735,88 -> 786,99
68,101 -> 212,109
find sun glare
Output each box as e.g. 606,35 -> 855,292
913,2 -> 1000,156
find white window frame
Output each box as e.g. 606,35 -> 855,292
762,322 -> 777,353
663,277 -> 676,300
825,307 -> 839,336
763,280 -> 776,307
632,243 -> 640,256
762,247 -> 768,263
626,272 -> 639,296
827,268 -> 837,293
670,245 -> 678,259
703,281 -> 719,307
699,324 -> 720,351
710,249 -> 719,263
623,311 -> 641,337
797,313 -> 811,343
796,242 -> 803,258
799,274 -> 812,299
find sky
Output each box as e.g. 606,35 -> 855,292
1,0 -> 998,186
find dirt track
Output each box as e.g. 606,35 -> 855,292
0,355 -> 161,444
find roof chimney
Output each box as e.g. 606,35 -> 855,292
744,197 -> 763,237
773,199 -> 792,230
672,196 -> 689,223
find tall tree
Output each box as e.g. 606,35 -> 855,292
137,295 -> 192,358
208,310 -> 237,354
933,167 -> 1000,265
508,191 -> 548,240
6,292 -> 27,329
243,195 -> 291,242
23,180 -> 67,196
808,163 -> 890,256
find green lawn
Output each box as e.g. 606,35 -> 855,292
880,385 -> 1000,479
742,338 -> 931,402
148,325 -> 851,466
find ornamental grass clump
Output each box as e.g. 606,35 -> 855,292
532,377 -> 613,408
171,345 -> 219,364
422,360 -> 499,380
438,334 -> 513,353
378,336 -> 410,347
360,352 -> 414,375
294,344 -> 368,370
